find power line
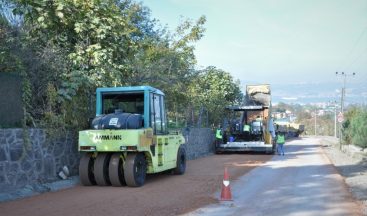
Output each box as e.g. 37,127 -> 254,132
344,47 -> 367,71
337,25 -> 367,72
348,48 -> 367,72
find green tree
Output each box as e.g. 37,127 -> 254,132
349,110 -> 367,148
6,0 -> 208,129
124,16 -> 207,126
188,66 -> 243,126
342,106 -> 360,144
343,107 -> 367,148
12,0 -> 141,96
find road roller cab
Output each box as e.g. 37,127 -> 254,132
78,86 -> 186,187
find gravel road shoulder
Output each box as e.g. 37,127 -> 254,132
0,153 -> 272,216
321,136 -> 367,215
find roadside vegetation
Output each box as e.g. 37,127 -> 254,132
343,107 -> 367,148
0,0 -> 242,130
275,102 -> 367,148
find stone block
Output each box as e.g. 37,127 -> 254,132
6,164 -> 18,186
46,141 -> 55,154
43,156 -> 55,179
0,163 -> 4,182
4,129 -> 13,139
56,157 -> 67,171
25,147 -> 34,159
0,146 -> 7,161
29,128 -> 39,140
27,171 -> 37,183
9,163 -> 19,174
34,159 -> 42,172
39,131 -> 46,144
58,136 -> 67,144
34,149 -> 43,160
15,129 -> 23,138
15,172 -> 28,187
21,160 -> 32,172
68,156 -> 77,171
0,130 -> 6,146
9,147 -> 24,161
0,137 -> 6,146
53,142 -> 65,157
6,134 -> 15,145
31,139 -> 39,150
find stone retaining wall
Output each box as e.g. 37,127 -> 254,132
0,128 -> 214,192
183,127 -> 215,160
0,129 -> 79,192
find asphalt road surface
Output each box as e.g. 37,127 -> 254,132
185,137 -> 362,216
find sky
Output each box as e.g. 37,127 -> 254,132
142,0 -> 367,103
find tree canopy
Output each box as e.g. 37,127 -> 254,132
0,0 -> 242,129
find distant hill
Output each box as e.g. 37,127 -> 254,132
241,81 -> 367,105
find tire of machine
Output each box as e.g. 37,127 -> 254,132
94,153 -> 112,186
123,153 -> 146,187
173,146 -> 186,175
109,153 -> 126,187
271,141 -> 276,155
79,153 -> 96,186
215,150 -> 222,154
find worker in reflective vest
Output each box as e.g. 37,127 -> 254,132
276,132 -> 286,156
216,126 -> 223,139
215,125 -> 223,147
243,124 -> 250,135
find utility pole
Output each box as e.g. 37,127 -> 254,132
330,100 -> 337,138
334,102 -> 337,138
336,72 -> 356,149
314,107 -> 317,136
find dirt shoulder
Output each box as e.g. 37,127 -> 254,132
0,153 -> 272,216
321,136 -> 367,215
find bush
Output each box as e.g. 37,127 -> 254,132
344,108 -> 367,148
349,110 -> 367,148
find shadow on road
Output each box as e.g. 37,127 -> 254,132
210,138 -> 364,216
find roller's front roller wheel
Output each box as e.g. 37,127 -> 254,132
79,153 -> 96,186
109,153 -> 126,187
94,153 -> 112,186
174,146 -> 186,175
124,153 -> 146,187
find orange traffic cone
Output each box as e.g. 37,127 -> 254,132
220,167 -> 233,201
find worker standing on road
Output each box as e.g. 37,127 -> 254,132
216,125 -> 223,147
276,132 -> 286,156
243,124 -> 250,134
